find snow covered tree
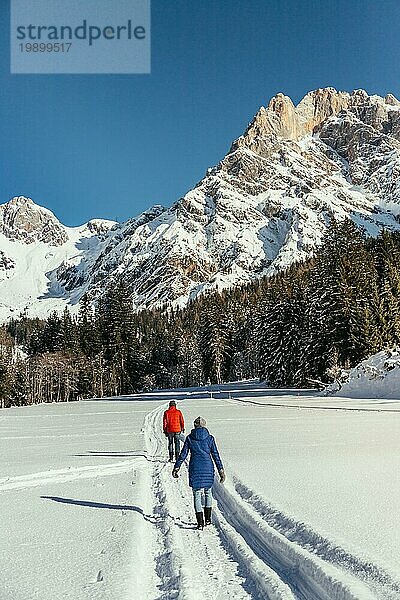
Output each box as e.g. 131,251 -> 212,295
306,217 -> 380,379
198,296 -> 232,384
373,230 -> 400,346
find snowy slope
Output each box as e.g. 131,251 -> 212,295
3,88 -> 400,317
1,383 -> 400,599
326,349 -> 400,399
57,89 -> 400,311
0,196 -> 117,321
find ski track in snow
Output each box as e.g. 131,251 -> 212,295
225,396 -> 400,414
142,403 -> 397,600
230,477 -> 400,600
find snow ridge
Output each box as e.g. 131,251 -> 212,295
231,476 -> 400,599
214,478 -> 375,600
0,460 -> 137,491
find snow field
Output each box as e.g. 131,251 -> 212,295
1,386 -> 400,599
144,385 -> 400,599
196,391 -> 400,599
0,401 -> 158,600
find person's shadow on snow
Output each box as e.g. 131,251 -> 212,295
41,496 -> 196,529
72,451 -> 165,464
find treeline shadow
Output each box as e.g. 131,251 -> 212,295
89,380 -> 316,403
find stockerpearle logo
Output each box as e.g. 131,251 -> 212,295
10,0 -> 150,74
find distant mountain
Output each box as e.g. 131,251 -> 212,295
0,196 -> 116,320
2,87 -> 400,320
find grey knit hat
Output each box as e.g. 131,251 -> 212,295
194,416 -> 206,428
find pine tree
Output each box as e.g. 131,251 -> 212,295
373,230 -> 400,346
42,312 -> 64,352
11,359 -> 31,406
78,294 -> 101,357
198,296 -> 231,384
306,217 -> 381,379
0,328 -> 14,408
258,293 -> 308,386
61,307 -> 78,351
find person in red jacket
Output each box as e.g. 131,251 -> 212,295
163,400 -> 185,462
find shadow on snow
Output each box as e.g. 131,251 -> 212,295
89,380 -> 316,403
40,495 -> 196,530
72,451 -> 166,463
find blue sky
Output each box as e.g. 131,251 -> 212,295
1,0 -> 400,225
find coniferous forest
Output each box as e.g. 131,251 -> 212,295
1,218 -> 400,408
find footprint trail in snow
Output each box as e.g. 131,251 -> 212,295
140,403 -> 397,600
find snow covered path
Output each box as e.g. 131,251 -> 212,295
1,384 -> 400,599
140,403 -> 383,600
143,403 -> 293,600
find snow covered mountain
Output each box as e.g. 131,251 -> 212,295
2,87 -> 400,319
0,196 -> 116,320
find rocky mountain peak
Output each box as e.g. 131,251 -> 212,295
235,93 -> 299,151
296,87 -> 350,134
229,87 -> 400,169
0,196 -> 68,246
8,196 -> 34,208
384,93 -> 400,106
232,87 -> 352,156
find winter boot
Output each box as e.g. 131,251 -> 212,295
204,506 -> 212,526
195,512 -> 204,530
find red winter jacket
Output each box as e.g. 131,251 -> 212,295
163,406 -> 184,434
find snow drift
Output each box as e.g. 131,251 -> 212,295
327,349 -> 400,399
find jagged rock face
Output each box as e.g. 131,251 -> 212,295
1,87 -> 400,319
0,196 -> 68,245
65,88 -> 400,310
297,88 -> 350,133
231,88 -> 351,152
86,219 -> 118,236
233,88 -> 400,149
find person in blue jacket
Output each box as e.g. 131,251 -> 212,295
172,416 -> 225,530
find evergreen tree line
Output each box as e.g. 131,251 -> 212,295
1,218 -> 400,407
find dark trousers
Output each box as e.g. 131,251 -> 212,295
167,432 -> 181,460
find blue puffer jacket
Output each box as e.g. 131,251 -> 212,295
174,427 -> 223,490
